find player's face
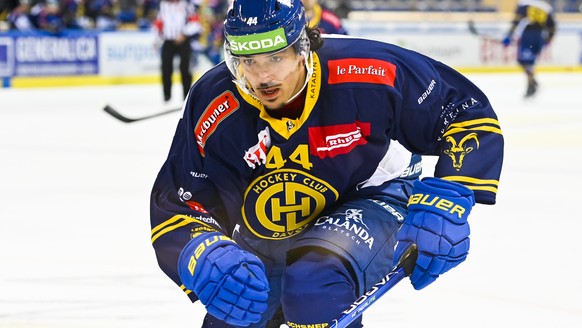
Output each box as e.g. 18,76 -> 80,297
240,47 -> 305,110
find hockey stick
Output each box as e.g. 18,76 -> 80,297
467,19 -> 481,36
103,105 -> 182,123
328,243 -> 418,328
467,20 -> 501,42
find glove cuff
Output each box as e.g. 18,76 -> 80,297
408,177 -> 475,224
178,231 -> 235,283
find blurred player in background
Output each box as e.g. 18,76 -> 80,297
301,0 -> 347,35
36,0 -> 65,34
8,0 -> 35,31
190,0 -> 228,66
502,0 -> 556,98
150,0 -> 504,327
153,0 -> 201,102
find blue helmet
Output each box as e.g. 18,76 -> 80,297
224,0 -> 307,56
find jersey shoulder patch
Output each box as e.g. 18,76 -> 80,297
194,90 -> 240,156
327,58 -> 397,86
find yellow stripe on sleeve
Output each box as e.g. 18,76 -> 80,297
443,118 -> 503,137
441,176 -> 499,193
151,214 -> 213,244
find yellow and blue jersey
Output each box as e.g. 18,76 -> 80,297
150,36 -> 504,298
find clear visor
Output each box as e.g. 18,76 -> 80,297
224,29 -> 313,101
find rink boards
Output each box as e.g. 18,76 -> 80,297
1,20 -> 581,88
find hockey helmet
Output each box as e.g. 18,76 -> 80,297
224,0 -> 307,56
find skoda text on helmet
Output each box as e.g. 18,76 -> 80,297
224,0 -> 314,103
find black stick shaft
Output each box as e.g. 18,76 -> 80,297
103,105 -> 182,123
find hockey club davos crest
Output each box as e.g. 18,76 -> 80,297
195,91 -> 239,156
242,169 -> 338,240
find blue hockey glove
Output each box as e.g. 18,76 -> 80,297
501,36 -> 512,47
178,232 -> 269,326
393,177 -> 475,290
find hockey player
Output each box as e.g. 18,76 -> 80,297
301,0 -> 347,35
150,0 -> 504,327
502,0 -> 556,97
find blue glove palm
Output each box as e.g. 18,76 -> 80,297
394,177 -> 475,290
178,232 -> 269,326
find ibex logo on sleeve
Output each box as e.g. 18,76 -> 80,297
443,133 -> 480,171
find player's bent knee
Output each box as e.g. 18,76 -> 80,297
281,248 -> 361,327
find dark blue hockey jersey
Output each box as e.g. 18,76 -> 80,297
150,36 -> 503,297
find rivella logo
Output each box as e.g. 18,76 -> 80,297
228,28 -> 288,55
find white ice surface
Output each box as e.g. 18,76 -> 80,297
1,73 -> 581,327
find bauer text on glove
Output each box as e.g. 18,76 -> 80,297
178,232 -> 270,326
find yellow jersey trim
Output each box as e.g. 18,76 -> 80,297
236,53 -> 322,140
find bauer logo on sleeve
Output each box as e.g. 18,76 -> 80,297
194,91 -> 239,156
328,58 -> 396,86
